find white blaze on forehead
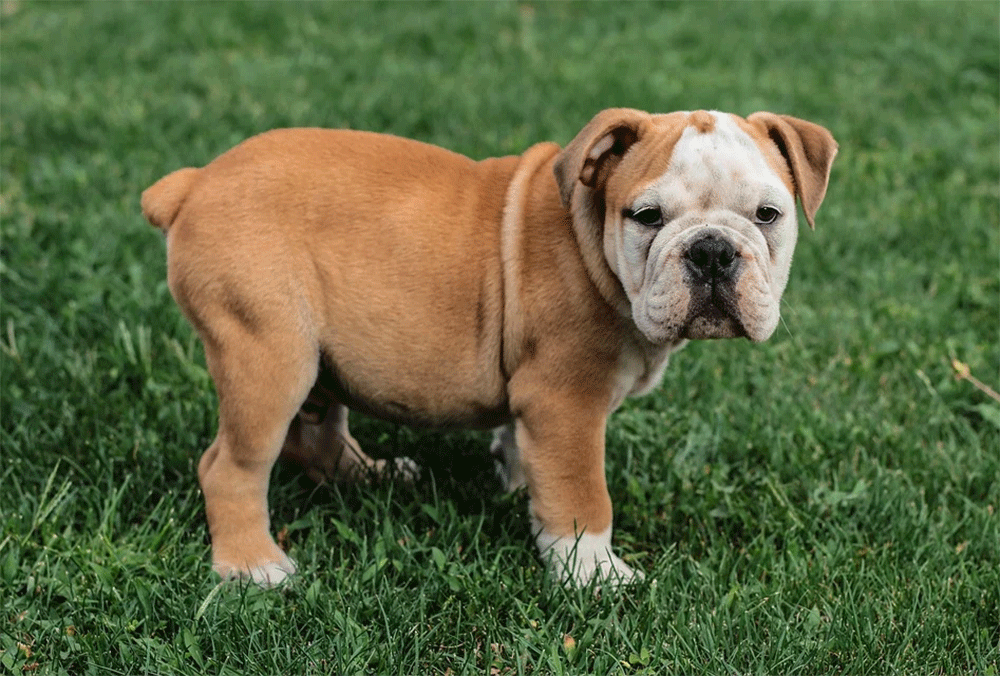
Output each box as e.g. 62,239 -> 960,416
641,112 -> 791,210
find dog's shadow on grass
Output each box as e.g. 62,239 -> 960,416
270,421 -> 528,543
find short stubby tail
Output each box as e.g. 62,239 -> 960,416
141,167 -> 201,232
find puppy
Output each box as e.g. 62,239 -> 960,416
142,108 -> 836,586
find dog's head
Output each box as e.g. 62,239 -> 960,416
555,108 -> 837,344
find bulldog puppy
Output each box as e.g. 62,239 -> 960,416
142,109 -> 836,587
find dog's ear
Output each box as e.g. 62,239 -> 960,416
553,108 -> 650,209
747,113 -> 838,229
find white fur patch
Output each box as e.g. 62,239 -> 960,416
248,559 -> 295,587
216,554 -> 296,588
608,337 -> 682,411
663,112 -> 791,204
533,518 -> 643,587
390,456 -> 421,482
490,424 -> 526,492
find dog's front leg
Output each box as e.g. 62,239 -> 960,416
511,390 -> 641,587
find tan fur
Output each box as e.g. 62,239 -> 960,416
144,110 -> 837,585
688,110 -> 717,134
739,113 -> 838,228
142,167 -> 200,231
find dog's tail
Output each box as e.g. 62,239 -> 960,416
141,167 -> 201,232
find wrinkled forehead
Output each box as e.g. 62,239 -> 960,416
611,111 -> 795,207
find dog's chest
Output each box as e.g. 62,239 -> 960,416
608,339 -> 685,411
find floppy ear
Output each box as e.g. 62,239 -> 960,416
747,113 -> 838,229
553,108 -> 650,209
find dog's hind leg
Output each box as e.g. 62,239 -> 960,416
281,402 -> 418,483
490,423 -> 527,492
196,318 -> 318,587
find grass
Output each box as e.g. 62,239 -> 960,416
1,1 -> 997,674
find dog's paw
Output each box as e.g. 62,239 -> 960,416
390,456 -> 421,482
213,550 -> 297,588
490,425 -> 526,492
333,454 -> 420,484
534,524 -> 643,589
565,548 -> 644,589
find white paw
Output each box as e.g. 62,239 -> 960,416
360,455 -> 420,483
214,553 -> 296,588
490,425 -> 526,492
248,558 -> 296,587
392,456 -> 421,482
534,521 -> 643,588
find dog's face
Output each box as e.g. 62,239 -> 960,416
555,108 -> 837,345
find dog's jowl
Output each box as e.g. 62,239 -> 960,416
142,109 -> 836,587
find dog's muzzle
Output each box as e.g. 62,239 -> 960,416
682,233 -> 745,339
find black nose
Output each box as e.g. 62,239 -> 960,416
684,234 -> 740,282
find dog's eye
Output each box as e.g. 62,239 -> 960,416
625,207 -> 663,227
754,205 -> 781,225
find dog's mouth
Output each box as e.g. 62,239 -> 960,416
636,277 -> 748,344
681,283 -> 747,340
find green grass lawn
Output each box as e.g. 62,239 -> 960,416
2,1 -> 997,674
